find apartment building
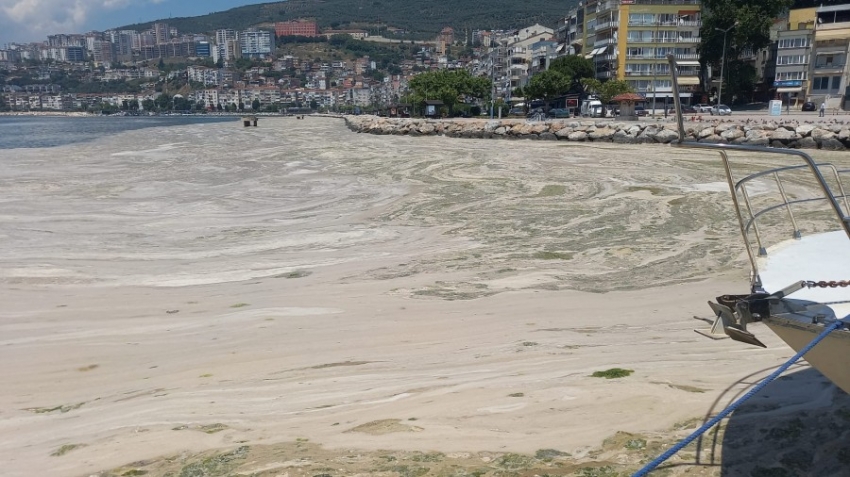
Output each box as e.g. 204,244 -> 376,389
187,66 -> 225,86
240,29 -> 272,58
564,0 -> 701,107
774,28 -> 813,107
153,23 -> 171,45
809,4 -> 850,107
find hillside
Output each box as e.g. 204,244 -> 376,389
119,0 -> 577,36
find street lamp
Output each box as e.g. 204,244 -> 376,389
715,22 -> 738,106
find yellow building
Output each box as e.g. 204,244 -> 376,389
569,0 -> 702,109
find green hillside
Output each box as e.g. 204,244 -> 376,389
119,0 -> 576,36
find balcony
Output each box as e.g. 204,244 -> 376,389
593,37 -> 617,48
596,20 -> 620,31
628,20 -> 700,27
629,36 -> 700,43
814,63 -> 846,71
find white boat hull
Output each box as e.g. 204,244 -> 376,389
764,317 -> 850,394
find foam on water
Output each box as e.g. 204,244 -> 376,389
0,118 -> 418,287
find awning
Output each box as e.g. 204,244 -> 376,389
556,44 -> 566,52
777,87 -> 803,93
815,29 -> 850,41
676,60 -> 700,66
677,76 -> 700,85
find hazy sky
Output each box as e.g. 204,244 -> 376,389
0,0 -> 270,45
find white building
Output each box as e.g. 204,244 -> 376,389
241,29 -> 272,58
187,65 -> 224,86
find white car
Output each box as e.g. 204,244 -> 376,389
710,104 -> 732,116
695,103 -> 713,113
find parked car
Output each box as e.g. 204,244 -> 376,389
695,104 -> 712,113
710,104 -> 732,116
802,101 -> 816,112
634,105 -> 648,117
548,108 -> 571,118
508,107 -> 525,117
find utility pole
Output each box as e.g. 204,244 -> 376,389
715,22 -> 738,106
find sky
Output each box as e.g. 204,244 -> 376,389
0,0 -> 268,45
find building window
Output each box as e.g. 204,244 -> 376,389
776,71 -> 807,81
778,37 -> 810,49
777,55 -> 807,65
813,76 -> 831,89
832,76 -> 842,90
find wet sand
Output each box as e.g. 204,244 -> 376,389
1,117 -> 848,476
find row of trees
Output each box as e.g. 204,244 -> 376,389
406,69 -> 491,115
402,56 -> 637,117
517,55 -> 633,113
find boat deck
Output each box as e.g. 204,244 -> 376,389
758,230 -> 850,318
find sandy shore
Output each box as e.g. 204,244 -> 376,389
1,117 -> 848,476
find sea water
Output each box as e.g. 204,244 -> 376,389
0,116 -> 420,287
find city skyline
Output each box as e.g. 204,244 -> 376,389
0,0 -> 268,45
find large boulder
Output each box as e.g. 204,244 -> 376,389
798,136 -> 817,149
699,127 -> 715,139
654,128 -> 680,143
568,131 -> 588,141
720,128 -> 745,141
589,128 -> 616,141
612,130 -> 636,144
770,128 -> 797,142
539,132 -> 558,141
555,127 -> 573,138
796,124 -> 815,136
820,137 -> 846,151
810,128 -> 834,141
638,126 -> 659,143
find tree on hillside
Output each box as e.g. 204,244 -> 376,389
524,70 -> 571,111
582,79 -> 633,116
408,69 -> 491,116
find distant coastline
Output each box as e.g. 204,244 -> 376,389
0,111 -> 92,117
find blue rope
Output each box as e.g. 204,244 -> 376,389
632,318 -> 846,477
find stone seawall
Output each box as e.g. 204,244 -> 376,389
343,115 -> 850,150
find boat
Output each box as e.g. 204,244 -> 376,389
666,55 -> 850,395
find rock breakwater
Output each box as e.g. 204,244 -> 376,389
344,116 -> 850,150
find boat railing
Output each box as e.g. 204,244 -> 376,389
666,54 -> 850,282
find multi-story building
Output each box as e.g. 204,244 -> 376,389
92,40 -> 115,64
572,0 -> 702,109
214,29 -> 240,62
275,20 -> 319,38
774,27 -> 813,107
809,4 -> 850,108
66,46 -> 86,62
153,23 -> 170,45
557,8 -> 585,57
195,41 -> 212,58
187,66 -> 225,86
240,29 -> 272,58
530,40 -> 559,74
